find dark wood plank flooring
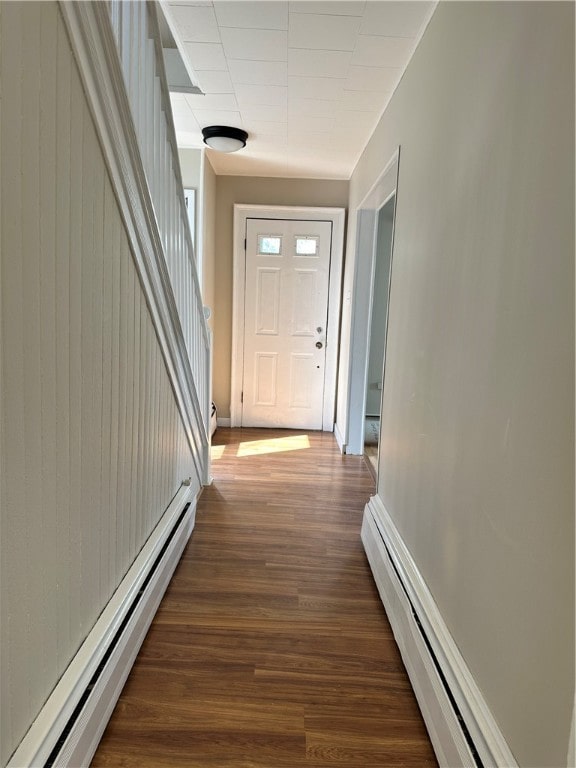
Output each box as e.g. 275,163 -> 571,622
91,428 -> 438,767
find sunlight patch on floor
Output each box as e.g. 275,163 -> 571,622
236,435 -> 310,457
210,444 -> 226,460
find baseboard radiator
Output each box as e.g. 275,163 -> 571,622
361,495 -> 518,768
8,485 -> 197,768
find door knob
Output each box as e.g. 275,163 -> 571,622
315,341 -> 323,349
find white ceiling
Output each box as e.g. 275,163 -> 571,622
164,1 -> 436,178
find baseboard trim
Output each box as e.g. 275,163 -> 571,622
361,495 -> 518,768
334,422 -> 346,453
217,417 -> 231,427
7,485 -> 197,768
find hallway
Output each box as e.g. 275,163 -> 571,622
91,428 -> 437,767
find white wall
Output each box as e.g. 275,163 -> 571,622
179,147 -> 202,275
179,147 -> 202,190
200,155 -> 217,330
0,5 -> 197,765
341,3 -> 574,766
178,148 -> 217,328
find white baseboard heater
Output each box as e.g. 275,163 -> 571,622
361,494 -> 518,768
8,484 -> 197,768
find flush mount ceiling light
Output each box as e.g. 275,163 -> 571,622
202,125 -> 248,153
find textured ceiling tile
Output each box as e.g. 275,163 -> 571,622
214,1 -> 288,30
192,109 -> 244,129
288,115 -> 335,133
228,59 -> 288,86
169,96 -> 200,131
335,109 -> 376,127
288,2 -> 365,17
174,129 -> 204,148
169,0 -> 437,176
220,28 -> 288,62
288,132 -> 334,148
255,132 -> 288,146
288,49 -> 352,78
235,84 -> 288,107
332,113 -> 376,140
240,105 -> 288,124
288,75 -> 344,101
352,35 -> 414,67
345,65 -> 401,92
289,13 -> 360,51
359,1 -> 434,37
339,89 -> 386,111
184,93 -> 239,111
246,120 -> 288,135
168,5 -> 220,43
289,98 -> 338,118
183,42 -> 227,70
195,70 -> 235,94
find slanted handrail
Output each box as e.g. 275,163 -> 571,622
108,0 -> 210,440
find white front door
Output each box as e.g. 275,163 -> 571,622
241,217 -> 333,429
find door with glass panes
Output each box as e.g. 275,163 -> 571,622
241,217 -> 332,429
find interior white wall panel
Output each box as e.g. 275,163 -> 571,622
0,4 -> 198,765
343,3 -> 574,766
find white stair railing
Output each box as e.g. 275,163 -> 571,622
108,0 -> 210,438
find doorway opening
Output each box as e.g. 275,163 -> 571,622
338,148 -> 399,464
364,196 -> 396,475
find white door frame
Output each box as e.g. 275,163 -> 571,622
342,149 -> 400,455
231,204 -> 346,430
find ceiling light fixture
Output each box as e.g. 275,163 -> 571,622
202,125 -> 248,153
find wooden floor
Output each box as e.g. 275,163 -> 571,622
91,428 -> 437,767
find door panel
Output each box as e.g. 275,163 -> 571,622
292,269 -> 317,335
289,353 -> 314,408
242,218 -> 332,429
255,268 -> 280,334
254,352 -> 277,406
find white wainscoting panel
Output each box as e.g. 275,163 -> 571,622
6,488 -> 196,768
0,4 -> 202,765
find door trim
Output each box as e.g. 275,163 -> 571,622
232,205 -> 346,430
340,149 -> 400,455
